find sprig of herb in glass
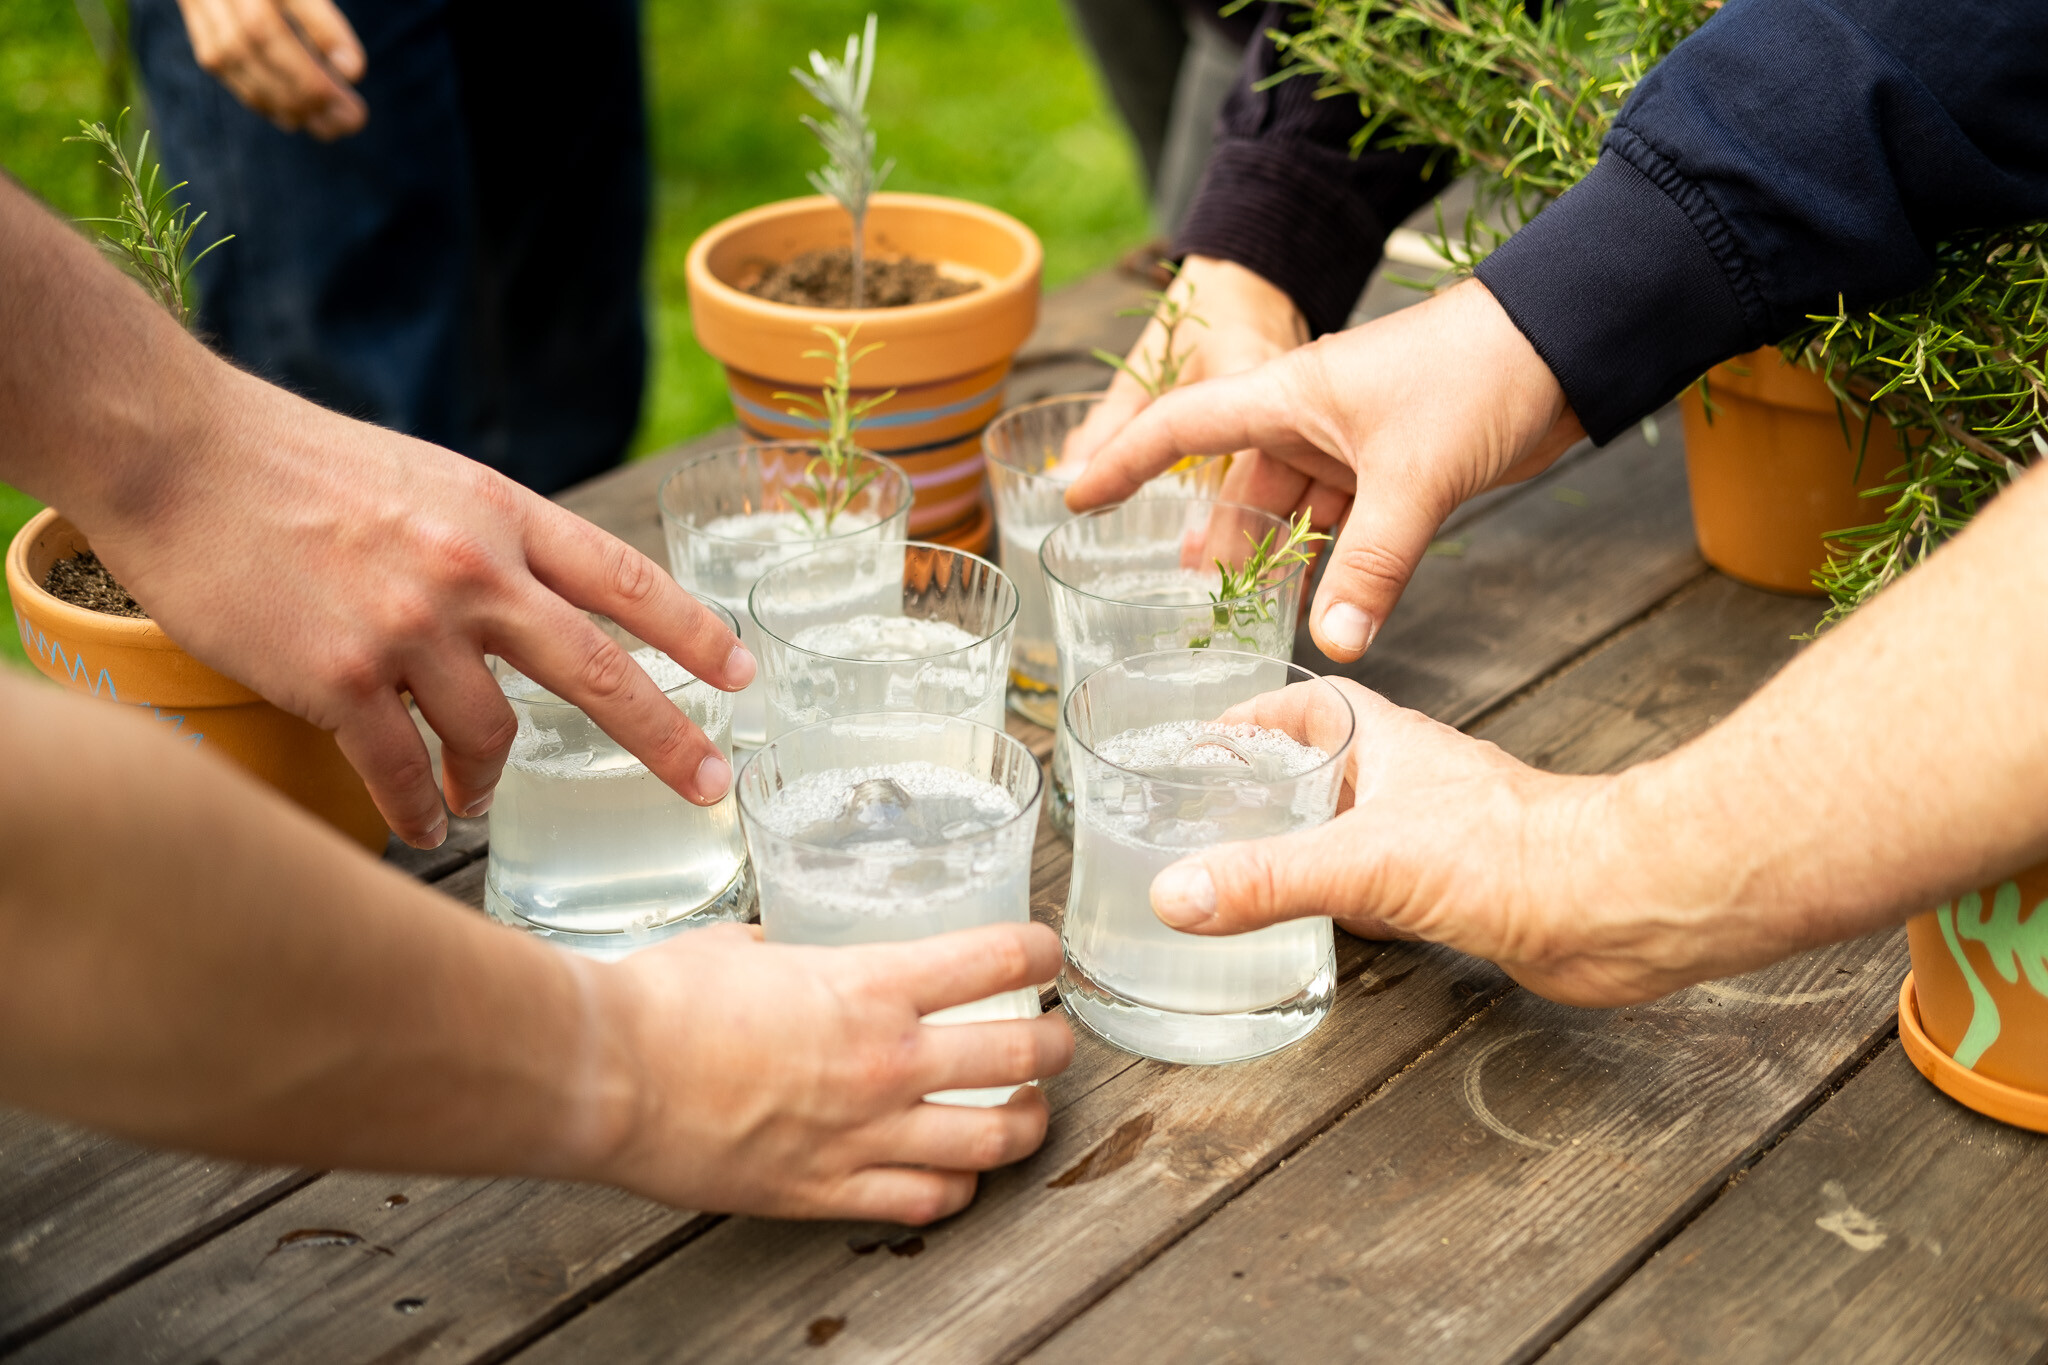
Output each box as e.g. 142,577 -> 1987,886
1094,263 -> 1208,397
1190,510 -> 1330,648
776,324 -> 895,534
67,110 -> 230,328
792,13 -> 893,311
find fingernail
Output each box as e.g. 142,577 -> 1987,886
412,814 -> 447,850
724,644 -> 757,689
1152,861 -> 1217,928
462,793 -> 494,818
696,753 -> 733,802
1321,602 -> 1376,654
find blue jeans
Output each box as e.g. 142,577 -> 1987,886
130,0 -> 648,494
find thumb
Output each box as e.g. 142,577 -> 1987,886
284,0 -> 366,81
1062,369 -> 1153,469
1305,482 -> 1444,662
1150,822 -> 1357,937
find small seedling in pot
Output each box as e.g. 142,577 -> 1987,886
775,324 -> 895,534
1189,510 -> 1330,649
793,13 -> 893,311
67,110 -> 229,329
1094,263 -> 1208,398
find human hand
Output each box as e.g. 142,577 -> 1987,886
1066,279 -> 1587,662
594,922 -> 1074,1223
174,0 -> 368,140
84,367 -> 754,847
1063,255 -> 1309,468
1141,678 -> 1753,1008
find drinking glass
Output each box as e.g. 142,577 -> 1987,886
749,541 -> 1017,738
984,393 -> 1226,727
1040,497 -> 1308,836
1061,650 -> 1354,1064
484,603 -> 754,960
737,712 -> 1044,1106
659,442 -> 914,748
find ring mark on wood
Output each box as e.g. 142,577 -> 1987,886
1814,1179 -> 1887,1252
1462,1032 -> 1557,1152
806,1315 -> 846,1346
1696,980 -> 1860,1007
266,1228 -> 393,1257
1356,965 -> 1419,998
1048,1113 -> 1156,1188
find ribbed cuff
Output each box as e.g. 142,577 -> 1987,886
1176,140 -> 1389,337
1474,150 -> 1760,443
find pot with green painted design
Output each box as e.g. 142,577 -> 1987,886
1901,863 -> 2048,1131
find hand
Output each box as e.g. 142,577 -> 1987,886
596,923 -> 1075,1223
1063,255 -> 1309,467
1066,279 -> 1587,662
85,367 -> 755,847
1141,677 -> 1736,1009
174,0 -> 369,140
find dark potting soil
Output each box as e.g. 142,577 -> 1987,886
44,551 -> 149,619
745,248 -> 980,309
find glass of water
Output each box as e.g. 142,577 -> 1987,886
1061,649 -> 1353,1064
659,442 -> 914,749
737,712 -> 1045,1106
484,603 -> 755,960
1040,497 -> 1309,836
985,393 -> 1226,728
749,541 -> 1017,738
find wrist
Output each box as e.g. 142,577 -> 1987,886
543,953 -> 656,1186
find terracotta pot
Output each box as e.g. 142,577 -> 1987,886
1900,861 -> 2048,1132
7,509 -> 388,852
686,192 -> 1043,553
1677,347 -> 1903,595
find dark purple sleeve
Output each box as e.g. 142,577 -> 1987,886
1174,4 -> 1451,336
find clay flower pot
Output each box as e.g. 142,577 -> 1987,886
1900,862 -> 2048,1132
7,509 -> 388,852
1677,347 -> 1902,595
686,192 -> 1042,554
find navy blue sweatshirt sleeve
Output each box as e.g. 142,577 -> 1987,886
1476,0 -> 2048,443
1175,4 -> 1451,336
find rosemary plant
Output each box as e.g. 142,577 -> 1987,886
1190,510 -> 1330,649
1265,0 -> 2048,626
775,324 -> 895,534
793,13 -> 894,311
1094,263 -> 1209,397
67,111 -> 229,328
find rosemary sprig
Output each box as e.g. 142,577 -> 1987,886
792,13 -> 893,311
67,110 -> 230,328
1190,510 -> 1330,648
775,324 -> 895,534
1094,263 -> 1208,397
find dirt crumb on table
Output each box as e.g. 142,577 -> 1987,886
745,248 -> 979,309
44,550 -> 148,619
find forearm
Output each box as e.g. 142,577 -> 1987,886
0,172 -> 225,529
0,672 -> 634,1178
1591,460 -> 2048,979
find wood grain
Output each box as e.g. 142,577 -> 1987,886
1545,1043 -> 2048,1365
0,1113 -> 307,1349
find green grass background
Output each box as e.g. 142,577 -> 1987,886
0,0 -> 1148,668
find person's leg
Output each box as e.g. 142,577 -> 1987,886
127,0 -> 467,445
446,0 -> 649,495
1062,0 -> 1188,199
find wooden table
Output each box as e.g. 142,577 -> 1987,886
5,266 -> 2046,1365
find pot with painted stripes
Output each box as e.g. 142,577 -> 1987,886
1901,862 -> 2048,1132
685,192 -> 1042,554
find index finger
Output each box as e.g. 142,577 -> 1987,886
521,498 -> 753,693
849,923 -> 1063,1017
1065,368 -> 1284,511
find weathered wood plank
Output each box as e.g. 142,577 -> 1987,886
1028,577 -> 1907,1365
497,938 -> 1507,1365
1320,406 -> 1704,728
0,1112 -> 309,1350
1030,934 -> 1904,1365
1545,1042 -> 2048,1365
